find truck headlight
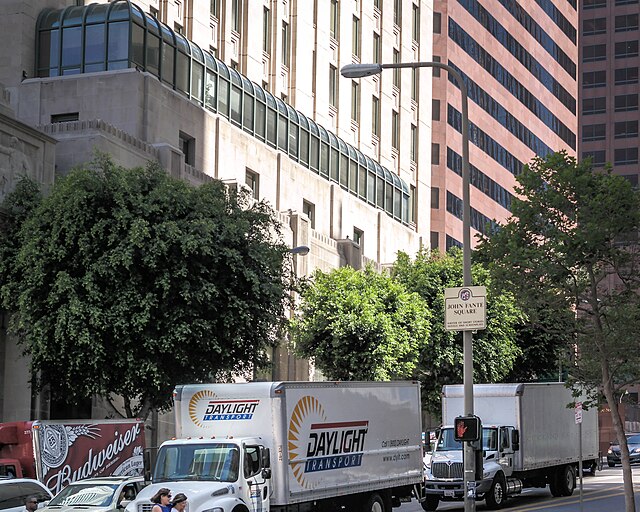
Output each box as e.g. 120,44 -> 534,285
202,509 -> 224,512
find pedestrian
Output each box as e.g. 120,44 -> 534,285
24,496 -> 38,512
150,488 -> 172,512
171,493 -> 188,512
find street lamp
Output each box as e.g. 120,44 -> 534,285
342,61 -> 476,511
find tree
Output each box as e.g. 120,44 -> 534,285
392,250 -> 523,414
477,151 -> 640,512
0,157 -> 291,419
291,265 -> 432,381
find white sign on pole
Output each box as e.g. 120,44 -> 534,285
444,286 -> 487,331
575,402 -> 583,424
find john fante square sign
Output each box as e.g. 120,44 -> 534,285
444,286 -> 487,331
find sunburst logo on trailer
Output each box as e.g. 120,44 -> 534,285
189,390 -> 260,427
288,396 -> 369,488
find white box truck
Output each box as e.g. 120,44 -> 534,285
423,382 -> 599,511
127,381 -> 424,512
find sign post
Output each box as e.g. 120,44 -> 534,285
576,401 -> 583,511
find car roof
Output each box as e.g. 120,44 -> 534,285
0,478 -> 49,486
64,476 -> 143,485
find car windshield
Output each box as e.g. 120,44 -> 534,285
49,484 -> 119,507
626,434 -> 640,444
153,443 -> 240,483
436,428 -> 498,451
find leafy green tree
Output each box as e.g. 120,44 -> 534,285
392,250 -> 523,414
477,151 -> 640,512
0,156 -> 291,419
291,265 -> 432,380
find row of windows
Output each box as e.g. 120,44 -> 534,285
582,94 -> 639,114
582,121 -> 639,141
447,148 -> 514,211
582,149 -> 640,168
446,234 -> 463,251
449,62 -> 557,154
449,21 -> 579,145
448,105 -> 524,177
36,1 -> 411,225
446,191 -> 498,236
584,0 -> 639,9
583,14 -> 639,35
496,0 -> 576,77
583,67 -> 639,88
536,0 -> 577,43
453,5 -> 576,114
584,41 -> 639,62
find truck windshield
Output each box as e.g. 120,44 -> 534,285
436,428 -> 498,451
154,443 -> 240,482
48,484 -> 119,507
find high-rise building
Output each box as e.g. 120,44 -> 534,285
580,0 -> 640,186
431,0 -> 579,250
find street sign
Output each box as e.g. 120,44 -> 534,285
444,286 -> 487,331
575,402 -> 583,424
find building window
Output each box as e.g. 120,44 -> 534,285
615,67 -> 639,85
411,68 -> 418,101
373,33 -> 381,64
330,0 -> 339,40
615,120 -> 639,139
303,200 -> 316,229
432,99 -> 441,121
263,8 -> 271,54
410,185 -> 417,223
394,0 -> 402,26
615,148 -> 639,165
582,150 -> 606,167
410,125 -> 418,162
231,0 -> 241,32
351,81 -> 360,123
583,44 -> 607,62
374,0 -> 381,9
615,93 -> 639,111
412,4 -> 421,41
151,6 -> 159,18
393,49 -> 400,88
179,132 -> 195,165
282,21 -> 290,66
210,0 -> 219,18
583,70 -> 606,88
433,12 -> 441,34
245,169 -> 259,199
51,112 -> 79,123
584,0 -> 607,8
432,55 -> 441,77
352,16 -> 360,57
431,142 -> 440,165
583,18 -> 607,36
391,110 -> 399,150
615,14 -> 639,32
372,95 -> 380,137
431,187 -> 440,209
582,97 -> 606,115
615,40 -> 639,58
582,124 -> 606,142
617,0 -> 639,4
329,65 -> 338,107
353,228 -> 363,246
430,232 -> 439,250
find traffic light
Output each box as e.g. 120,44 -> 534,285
454,415 -> 481,442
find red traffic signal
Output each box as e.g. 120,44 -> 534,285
454,415 -> 481,442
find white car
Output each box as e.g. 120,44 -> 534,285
41,477 -> 145,512
0,478 -> 53,512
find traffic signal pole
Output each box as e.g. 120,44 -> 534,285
463,329 -> 476,512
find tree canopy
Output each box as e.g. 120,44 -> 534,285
291,265 -> 432,381
477,151 -> 640,512
0,157 -> 291,418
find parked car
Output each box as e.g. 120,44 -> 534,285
607,433 -> 640,467
41,477 -> 145,512
0,478 -> 53,512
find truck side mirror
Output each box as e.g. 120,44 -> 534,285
261,468 -> 272,479
261,447 -> 271,469
512,430 -> 520,451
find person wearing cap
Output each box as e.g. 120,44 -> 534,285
171,493 -> 188,512
150,488 -> 172,512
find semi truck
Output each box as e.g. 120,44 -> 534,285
423,383 -> 599,511
0,419 -> 146,495
127,381 -> 425,512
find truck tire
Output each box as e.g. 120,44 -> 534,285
551,465 -> 576,497
485,475 -> 507,510
421,495 -> 439,511
361,493 -> 385,512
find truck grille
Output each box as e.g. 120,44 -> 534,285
431,462 -> 463,479
137,504 -> 154,512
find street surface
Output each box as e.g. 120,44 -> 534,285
400,465 -> 640,511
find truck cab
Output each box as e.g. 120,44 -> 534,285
128,438 -> 271,512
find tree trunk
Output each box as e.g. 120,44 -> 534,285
602,360 -> 635,512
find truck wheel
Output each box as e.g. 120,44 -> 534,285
485,476 -> 506,509
555,465 -> 576,496
361,493 -> 385,512
421,495 -> 439,511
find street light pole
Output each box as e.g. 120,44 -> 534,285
342,62 -> 475,511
